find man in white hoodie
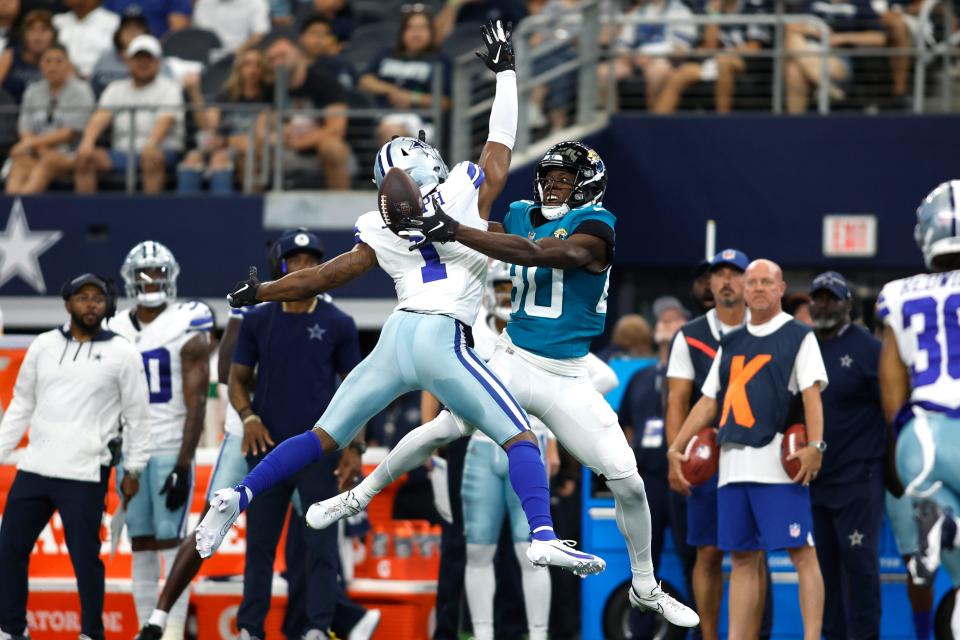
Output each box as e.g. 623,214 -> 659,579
0,272 -> 151,640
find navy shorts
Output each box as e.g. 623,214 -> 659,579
108,148 -> 180,172
717,482 -> 815,552
687,474 -> 718,548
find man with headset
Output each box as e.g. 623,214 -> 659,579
0,273 -> 151,640
228,228 -> 373,640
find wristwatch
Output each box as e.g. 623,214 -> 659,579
123,468 -> 142,481
808,440 -> 828,454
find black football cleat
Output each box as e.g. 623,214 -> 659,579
910,499 -> 951,587
135,624 -> 163,640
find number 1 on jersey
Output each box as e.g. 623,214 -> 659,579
418,245 -> 448,283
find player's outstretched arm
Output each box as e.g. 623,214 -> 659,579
227,243 -> 378,307
475,20 -> 517,220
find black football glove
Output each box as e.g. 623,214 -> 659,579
400,199 -> 460,251
227,266 -> 260,308
476,19 -> 514,73
159,464 -> 191,511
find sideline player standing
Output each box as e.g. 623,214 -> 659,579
197,20 -> 605,577
110,241 -> 212,639
878,181 -> 960,636
312,140 -> 700,626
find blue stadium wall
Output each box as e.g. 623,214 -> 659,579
1,114 -> 957,325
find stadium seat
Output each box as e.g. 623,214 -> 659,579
343,22 -> 401,69
162,27 -> 224,64
441,21 -> 485,58
201,53 -> 234,99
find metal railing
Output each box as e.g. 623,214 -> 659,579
913,0 -> 957,112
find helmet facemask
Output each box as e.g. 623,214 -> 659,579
121,240 -> 180,309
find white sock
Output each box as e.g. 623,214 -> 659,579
160,547 -> 189,640
355,411 -> 462,504
464,543 -> 497,640
132,551 -> 161,628
607,472 -> 658,594
147,609 -> 168,629
513,542 -> 550,639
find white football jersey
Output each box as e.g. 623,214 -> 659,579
109,300 -> 214,454
878,270 -> 960,410
356,161 -> 489,325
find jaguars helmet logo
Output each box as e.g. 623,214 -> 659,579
553,228 -> 568,240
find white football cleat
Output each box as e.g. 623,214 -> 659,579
195,488 -> 242,558
525,538 -> 606,577
306,490 -> 364,530
629,583 -> 700,628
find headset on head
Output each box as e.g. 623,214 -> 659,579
61,273 -> 118,318
268,228 -> 325,279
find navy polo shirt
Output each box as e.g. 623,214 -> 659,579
811,323 -> 886,502
232,298 -> 361,443
618,362 -> 668,477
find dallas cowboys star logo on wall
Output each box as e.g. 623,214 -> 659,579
0,198 -> 62,293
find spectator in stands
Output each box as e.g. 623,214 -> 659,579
0,10 -> 57,102
192,0 -> 269,53
103,0 -> 188,38
523,0 -> 582,130
75,34 -> 184,193
597,0 -> 697,109
265,33 -> 350,189
598,314 -> 655,361
652,0 -> 771,113
878,0 -> 921,105
0,0 -> 19,54
784,0 -> 885,113
359,7 -> 451,145
434,0 -> 529,44
293,0 -> 352,41
178,46 -> 273,193
299,15 -> 355,89
90,11 -> 173,96
5,43 -> 94,193
52,0 -> 119,78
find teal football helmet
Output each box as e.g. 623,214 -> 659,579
915,180 -> 960,270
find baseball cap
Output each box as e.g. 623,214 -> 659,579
61,273 -> 109,300
126,34 -> 162,58
693,258 -> 711,278
810,271 -> 851,300
653,295 -> 691,320
710,248 -> 749,273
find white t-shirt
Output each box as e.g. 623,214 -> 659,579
193,0 -> 270,52
666,308 -> 747,381
53,8 -> 120,78
700,311 -> 828,486
355,161 -> 489,326
99,76 -> 185,152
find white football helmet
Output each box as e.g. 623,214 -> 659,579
482,260 -> 513,322
121,240 -> 180,308
373,135 -> 449,196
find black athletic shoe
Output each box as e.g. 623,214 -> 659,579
135,624 -> 163,640
911,499 -> 947,587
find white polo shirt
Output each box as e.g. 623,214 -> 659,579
0,326 -> 151,482
53,8 -> 121,78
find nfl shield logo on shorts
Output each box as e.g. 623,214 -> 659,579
789,523 -> 801,538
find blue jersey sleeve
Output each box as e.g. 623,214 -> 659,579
333,314 -> 362,374
502,200 -> 534,235
232,311 -> 260,368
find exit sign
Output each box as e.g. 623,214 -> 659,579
823,215 -> 877,257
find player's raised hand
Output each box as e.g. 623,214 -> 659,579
476,19 -> 514,73
228,266 -> 260,308
400,199 -> 461,250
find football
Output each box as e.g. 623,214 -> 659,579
378,167 -> 423,234
681,427 -> 719,487
781,423 -> 808,480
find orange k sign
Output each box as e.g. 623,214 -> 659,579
720,354 -> 772,428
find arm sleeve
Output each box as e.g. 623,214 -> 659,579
334,315 -> 362,374
585,352 -> 618,394
700,347 -> 722,399
0,339 -> 41,462
665,330 -> 695,380
118,342 -> 151,472
232,313 -> 260,367
186,300 -> 215,333
486,69 -> 517,149
792,332 -> 829,393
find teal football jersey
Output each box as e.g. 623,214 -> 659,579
502,201 -> 615,359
